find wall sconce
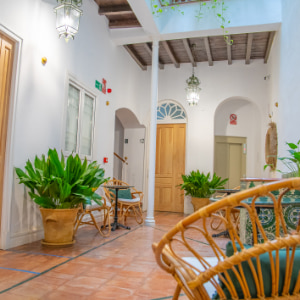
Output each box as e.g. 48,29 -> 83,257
54,0 -> 83,42
185,67 -> 201,106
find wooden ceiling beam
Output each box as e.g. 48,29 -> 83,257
264,31 -> 276,64
144,43 -> 164,70
227,35 -> 232,65
123,45 -> 147,71
109,19 -> 141,29
161,41 -> 180,68
246,33 -> 253,64
182,39 -> 196,67
204,37 -> 213,66
98,4 -> 133,16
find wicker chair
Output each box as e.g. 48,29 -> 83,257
103,179 -> 144,225
210,186 -> 240,232
152,178 -> 300,299
73,196 -> 111,237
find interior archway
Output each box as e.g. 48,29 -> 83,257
214,97 -> 262,181
114,108 -> 145,192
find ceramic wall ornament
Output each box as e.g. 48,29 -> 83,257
265,122 -> 278,171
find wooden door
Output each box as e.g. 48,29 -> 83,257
0,34 -> 14,231
155,124 -> 186,212
214,136 -> 246,189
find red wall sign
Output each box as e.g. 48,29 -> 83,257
102,78 -> 107,94
230,114 -> 237,125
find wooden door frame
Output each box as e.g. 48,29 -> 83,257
143,100 -> 188,217
0,25 -> 22,249
214,135 -> 247,188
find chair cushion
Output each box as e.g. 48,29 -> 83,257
212,241 -> 300,299
183,256 -> 220,298
118,197 -> 140,203
109,188 -> 132,199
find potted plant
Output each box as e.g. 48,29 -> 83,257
179,170 -> 228,211
15,148 -> 108,246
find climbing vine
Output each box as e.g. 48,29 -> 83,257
151,0 -> 232,45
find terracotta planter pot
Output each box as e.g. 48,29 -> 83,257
191,197 -> 210,212
40,207 -> 79,246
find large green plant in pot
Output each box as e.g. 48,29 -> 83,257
180,171 -> 228,211
15,148 -> 109,246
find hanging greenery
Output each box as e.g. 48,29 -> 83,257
151,0 -> 233,45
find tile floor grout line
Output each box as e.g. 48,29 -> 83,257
0,225 -> 142,294
0,267 -> 40,275
6,250 -> 73,259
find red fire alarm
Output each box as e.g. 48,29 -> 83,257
107,88 -> 112,93
103,157 -> 108,164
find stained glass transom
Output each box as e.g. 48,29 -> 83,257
157,102 -> 186,121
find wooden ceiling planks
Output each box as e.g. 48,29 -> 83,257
96,0 -> 140,28
94,0 -> 276,69
122,31 -> 276,70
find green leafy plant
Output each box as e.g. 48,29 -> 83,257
264,140 -> 300,177
151,0 -> 232,45
15,148 -> 109,209
179,170 -> 228,198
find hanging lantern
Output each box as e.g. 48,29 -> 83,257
54,0 -> 83,42
185,68 -> 201,106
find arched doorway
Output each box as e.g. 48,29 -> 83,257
114,108 -> 145,192
155,100 -> 187,212
214,97 -> 261,188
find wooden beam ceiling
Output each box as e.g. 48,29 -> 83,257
124,45 -> 147,70
162,41 -> 180,68
227,35 -> 232,65
182,39 -> 196,67
144,43 -> 164,70
95,1 -> 276,69
109,19 -> 141,29
264,31 -> 276,64
246,33 -> 253,65
204,37 -> 213,66
98,4 -> 132,15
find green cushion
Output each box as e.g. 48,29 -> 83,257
109,188 -> 132,199
212,241 -> 300,299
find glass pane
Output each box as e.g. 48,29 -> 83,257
65,84 -> 80,152
80,94 -> 94,156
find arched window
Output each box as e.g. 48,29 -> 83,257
157,101 -> 187,123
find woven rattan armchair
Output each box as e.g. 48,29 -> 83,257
74,196 -> 111,237
103,179 -> 144,225
152,178 -> 300,299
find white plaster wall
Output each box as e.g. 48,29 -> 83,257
265,28 -> 281,178
0,0 -> 148,249
266,0 -> 300,176
157,61 -> 269,177
214,98 -> 261,177
124,128 -> 146,192
278,1 -> 300,164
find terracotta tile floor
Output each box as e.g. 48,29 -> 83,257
0,212 -> 229,299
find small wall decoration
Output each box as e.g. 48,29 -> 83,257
265,122 -> 278,171
102,78 -> 107,94
230,113 -> 237,125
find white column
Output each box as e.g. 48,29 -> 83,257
145,40 -> 159,225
